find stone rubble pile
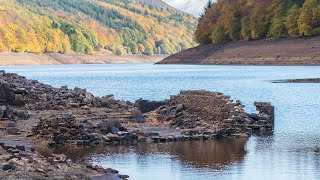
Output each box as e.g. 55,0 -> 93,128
0,70 -> 129,111
152,90 -> 274,140
0,143 -> 127,179
32,112 -> 138,147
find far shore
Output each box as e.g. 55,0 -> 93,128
158,36 -> 320,65
0,51 -> 168,66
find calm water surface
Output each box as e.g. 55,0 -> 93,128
1,64 -> 320,180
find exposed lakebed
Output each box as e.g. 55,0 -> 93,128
1,64 -> 320,180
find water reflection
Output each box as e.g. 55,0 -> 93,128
51,139 -> 247,170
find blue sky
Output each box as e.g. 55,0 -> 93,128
163,0 -> 209,16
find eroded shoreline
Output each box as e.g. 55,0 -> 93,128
158,36 -> 320,65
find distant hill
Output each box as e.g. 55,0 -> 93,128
0,0 -> 197,55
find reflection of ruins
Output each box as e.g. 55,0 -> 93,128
166,139 -> 247,169
51,138 -> 247,170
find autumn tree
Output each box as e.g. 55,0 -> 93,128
241,17 -> 251,40
298,0 -> 317,36
211,24 -> 226,43
285,5 -> 301,36
229,17 -> 241,41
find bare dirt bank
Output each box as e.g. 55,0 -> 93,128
158,36 -> 320,65
0,51 -> 167,66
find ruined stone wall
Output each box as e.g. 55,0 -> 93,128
135,99 -> 168,113
170,90 -> 236,122
0,72 -> 26,107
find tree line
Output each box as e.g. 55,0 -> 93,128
195,0 -> 320,45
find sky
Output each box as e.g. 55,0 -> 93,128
163,0 -> 209,16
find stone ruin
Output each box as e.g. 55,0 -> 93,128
0,69 -> 275,146
32,112 -> 138,147
153,90 -> 274,138
0,71 -> 27,107
0,70 -> 129,112
134,99 -> 168,113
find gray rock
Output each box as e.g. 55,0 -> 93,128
14,94 -> 24,101
2,164 -> 16,171
81,105 -> 91,110
106,134 -> 120,142
92,97 -> 102,107
54,105 -> 65,111
111,126 -> 120,134
175,104 -> 184,113
0,106 -> 6,119
131,109 -> 145,123
61,85 -> 68,90
0,70 -> 5,76
69,103 -> 80,108
6,121 -> 16,128
16,145 -> 25,151
23,110 -> 30,120
82,98 -> 92,105
7,127 -> 19,135
106,97 -> 117,105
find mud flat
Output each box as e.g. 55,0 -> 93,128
0,51 -> 167,66
0,70 -> 274,179
157,36 -> 320,65
272,78 -> 320,83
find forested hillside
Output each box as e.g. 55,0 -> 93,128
195,0 -> 320,44
0,0 -> 197,55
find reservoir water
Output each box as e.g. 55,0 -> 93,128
1,64 -> 320,180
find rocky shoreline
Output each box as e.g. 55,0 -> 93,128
0,70 -> 274,179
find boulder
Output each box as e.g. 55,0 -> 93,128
14,94 -> 24,101
2,163 -> 16,171
69,103 -> 80,108
16,145 -> 25,151
106,134 -> 120,142
0,70 -> 5,76
6,121 -> 16,128
111,126 -> 120,134
131,109 -> 145,123
0,106 -> 6,119
7,127 -> 19,135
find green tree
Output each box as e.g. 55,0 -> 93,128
313,5 -> 320,27
143,41 -> 154,55
211,24 -> 226,43
128,42 -> 139,54
115,47 -> 126,55
285,5 -> 301,37
229,17 -> 241,41
298,0 -> 317,36
250,13 -> 269,39
269,17 -> 288,38
241,17 -> 251,40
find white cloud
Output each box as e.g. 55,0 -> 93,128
163,0 -> 209,16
